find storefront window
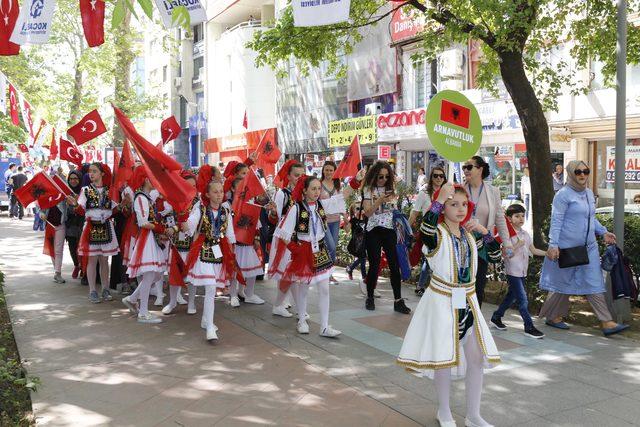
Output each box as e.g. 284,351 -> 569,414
595,139 -> 640,205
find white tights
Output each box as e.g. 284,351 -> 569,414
275,286 -> 296,309
230,277 -> 257,299
136,271 -> 162,317
292,280 -> 330,330
202,286 -> 216,328
166,284 -> 196,311
433,328 -> 489,426
86,255 -> 110,294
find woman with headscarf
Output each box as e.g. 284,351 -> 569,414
65,170 -> 85,280
539,160 -> 629,336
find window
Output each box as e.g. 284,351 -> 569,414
414,60 -> 435,108
193,56 -> 204,80
193,23 -> 204,43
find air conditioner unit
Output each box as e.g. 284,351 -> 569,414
440,49 -> 464,78
365,102 -> 382,116
440,79 -> 464,91
174,77 -> 182,87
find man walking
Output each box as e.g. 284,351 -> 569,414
9,166 -> 27,219
4,162 -> 16,198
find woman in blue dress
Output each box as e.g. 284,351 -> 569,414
539,160 -> 628,336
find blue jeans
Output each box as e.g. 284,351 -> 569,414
348,257 -> 366,277
33,208 -> 45,231
325,221 -> 340,262
492,275 -> 534,329
417,258 -> 432,290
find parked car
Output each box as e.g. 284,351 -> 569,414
595,204 -> 640,216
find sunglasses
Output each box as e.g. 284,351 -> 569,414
462,164 -> 479,171
377,175 -> 389,180
432,173 -> 445,179
574,168 -> 590,176
354,207 -> 362,212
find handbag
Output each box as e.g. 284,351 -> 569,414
558,194 -> 591,269
347,196 -> 366,257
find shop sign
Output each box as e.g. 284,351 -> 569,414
328,115 -> 377,148
606,145 -> 640,183
494,146 -> 513,162
390,9 -> 425,43
377,108 -> 427,141
378,145 -> 391,160
426,90 -> 482,162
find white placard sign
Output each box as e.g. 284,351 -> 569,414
153,0 -> 207,29
10,0 -> 56,45
323,193 -> 346,215
292,0 -> 350,27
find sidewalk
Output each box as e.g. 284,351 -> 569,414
2,217 -> 640,426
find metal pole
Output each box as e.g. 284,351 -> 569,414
614,0 -> 626,249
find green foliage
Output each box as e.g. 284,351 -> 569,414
171,6 -> 191,29
111,0 -> 126,29
0,270 -> 39,425
0,115 -> 27,145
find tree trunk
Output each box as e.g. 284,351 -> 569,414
498,51 -> 554,247
113,9 -> 134,146
67,60 -> 83,127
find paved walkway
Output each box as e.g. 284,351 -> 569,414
2,217 -> 640,427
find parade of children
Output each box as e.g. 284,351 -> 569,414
12,142 -> 632,427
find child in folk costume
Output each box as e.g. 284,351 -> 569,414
150,191 -> 174,307
269,176 -> 341,338
121,168 -> 174,323
76,163 -> 121,303
226,177 -> 266,307
267,160 -> 305,318
163,170 -> 200,315
397,183 -> 502,427
185,180 -> 239,341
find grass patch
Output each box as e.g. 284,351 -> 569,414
0,269 -> 39,425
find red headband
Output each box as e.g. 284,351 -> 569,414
291,175 -> 312,202
224,161 -> 239,178
130,166 -> 148,191
196,165 -> 214,195
276,159 -> 299,188
180,169 -> 196,181
431,184 -> 474,226
98,163 -> 112,187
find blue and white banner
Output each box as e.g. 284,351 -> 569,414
10,0 -> 56,45
292,0 -> 350,27
153,0 -> 207,29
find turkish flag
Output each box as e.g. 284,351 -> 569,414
232,168 -> 265,213
79,0 -> 105,47
22,99 -> 33,137
160,116 -> 181,145
493,215 -> 518,244
14,172 -> 65,209
233,202 -> 262,245
59,137 -> 84,167
0,0 -> 20,56
113,105 -> 195,213
0,144 -> 4,152
67,109 -> 107,145
440,99 -> 471,129
17,143 -> 27,152
334,135 -> 362,179
51,174 -> 73,196
48,128 -> 58,160
8,84 -> 18,125
253,129 -> 281,164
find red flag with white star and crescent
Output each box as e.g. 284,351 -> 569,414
79,0 -> 105,47
0,0 -> 20,56
67,109 -> 107,145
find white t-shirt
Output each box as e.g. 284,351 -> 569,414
411,186 -> 432,215
363,186 -> 394,232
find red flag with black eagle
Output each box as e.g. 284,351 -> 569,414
334,135 -> 362,179
79,0 -> 105,47
440,99 -> 471,129
160,115 -> 181,145
233,202 -> 262,245
14,172 -> 65,209
253,129 -> 281,164
112,105 -> 196,213
231,168 -> 265,213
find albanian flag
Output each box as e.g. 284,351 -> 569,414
160,115 -> 181,145
233,202 -> 262,245
79,0 -> 105,47
253,129 -> 281,164
440,99 -> 471,129
334,135 -> 362,179
59,137 -> 84,167
14,172 -> 64,209
231,168 -> 265,213
113,105 -> 195,213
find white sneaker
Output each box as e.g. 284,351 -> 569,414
161,303 -> 176,315
359,280 -> 367,296
238,287 -> 247,299
230,296 -> 240,307
206,326 -> 218,341
201,319 -> 218,331
187,305 -> 197,315
320,326 -> 342,338
53,272 -> 66,284
154,295 -> 164,306
296,312 -> 310,321
176,292 -> 188,305
137,313 -> 162,324
373,289 -> 382,298
464,418 -> 493,427
122,296 -> 138,314
244,294 -> 265,305
297,320 -> 310,334
272,306 -> 293,318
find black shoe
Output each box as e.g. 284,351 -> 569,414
524,326 -> 545,339
415,288 -> 425,297
394,299 -> 411,314
365,297 -> 375,311
490,317 -> 507,330
346,267 -> 354,281
256,275 -> 264,281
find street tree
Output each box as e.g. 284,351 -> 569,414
248,0 -> 640,245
